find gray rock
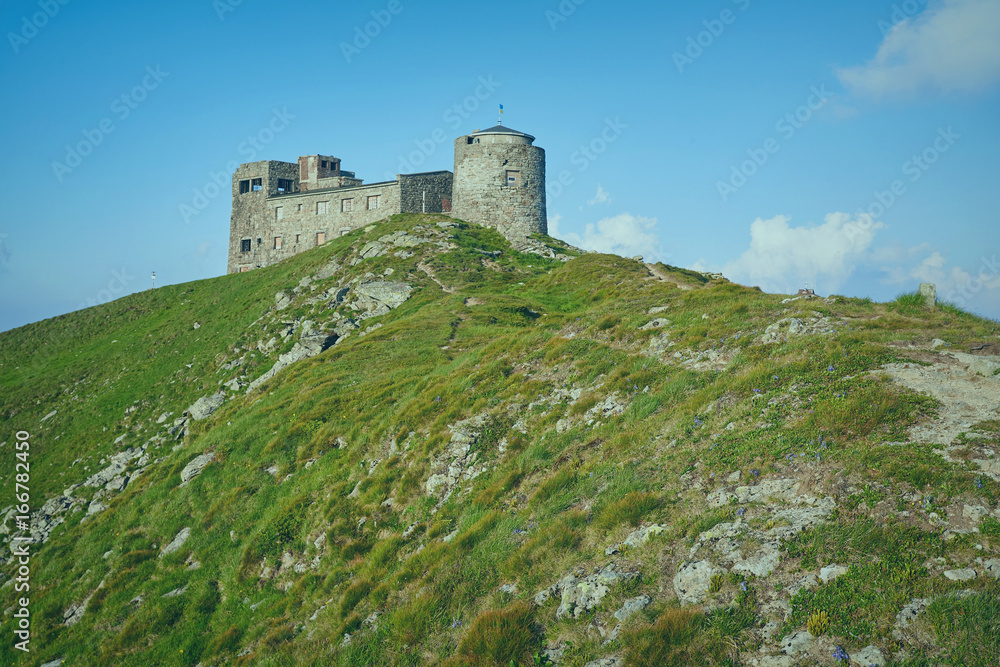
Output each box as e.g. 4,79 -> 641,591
820,564 -> 848,583
894,597 -> 931,638
498,584 -> 517,595
186,391 -> 226,421
984,558 -> 1000,580
673,560 -> 722,605
780,630 -> 814,656
731,543 -> 782,578
582,658 -> 622,667
161,527 -> 191,556
943,568 -> 976,581
855,645 -> 886,666
352,281 -> 413,314
623,524 -> 665,549
758,657 -> 794,667
161,585 -> 188,598
180,453 -> 215,486
359,241 -> 385,259
275,291 -> 291,310
787,574 -> 819,597
105,475 -> 128,493
639,318 -> 670,330
63,590 -> 94,626
613,594 -> 651,622
538,564 -> 639,619
40,659 -> 66,667
87,500 -> 106,515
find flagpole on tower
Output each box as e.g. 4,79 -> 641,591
498,103 -> 503,126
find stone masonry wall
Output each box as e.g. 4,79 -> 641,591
228,161 -> 300,274
452,139 -> 546,239
229,180 -> 403,273
399,171 -> 453,214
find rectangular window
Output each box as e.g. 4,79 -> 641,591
275,207 -> 283,221
277,178 -> 293,193
239,266 -> 251,273
251,178 -> 263,192
297,204 -> 303,212
274,236 -> 282,249
317,201 -> 329,215
240,239 -> 251,253
341,198 -> 353,212
321,160 -> 328,168
316,232 -> 326,245
295,234 -> 301,244
239,179 -> 250,194
367,195 -> 380,210
506,170 -> 521,186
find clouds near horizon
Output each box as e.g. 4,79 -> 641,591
837,0 -> 1000,97
717,213 -> 884,295
550,213 -> 665,262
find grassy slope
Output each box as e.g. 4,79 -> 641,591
1,214 -> 998,666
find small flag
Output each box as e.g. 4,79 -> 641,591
499,104 -> 504,113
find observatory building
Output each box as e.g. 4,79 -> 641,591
227,125 -> 547,274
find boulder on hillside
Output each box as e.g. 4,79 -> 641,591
186,392 -> 226,421
180,453 -> 215,486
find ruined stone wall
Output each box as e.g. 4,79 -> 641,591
452,138 -> 546,239
228,161 -> 299,273
229,180 -> 403,273
399,171 -> 453,214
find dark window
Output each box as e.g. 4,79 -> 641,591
240,239 -> 251,252
251,178 -> 262,192
321,160 -> 328,168
239,180 -> 250,194
277,178 -> 293,193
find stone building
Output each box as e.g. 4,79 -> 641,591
227,127 -> 546,274
452,125 -> 546,239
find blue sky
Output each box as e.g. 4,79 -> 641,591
1,0 -> 998,331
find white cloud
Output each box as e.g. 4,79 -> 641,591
837,0 -> 1000,96
879,244 -> 1000,316
553,213 -> 664,262
587,184 -> 611,206
722,212 -> 884,294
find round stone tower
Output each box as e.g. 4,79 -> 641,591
452,125 -> 546,239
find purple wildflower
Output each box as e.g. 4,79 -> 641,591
833,645 -> 849,663
740,581 -> 747,592
736,507 -> 745,517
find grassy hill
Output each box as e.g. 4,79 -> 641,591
1,214 -> 998,666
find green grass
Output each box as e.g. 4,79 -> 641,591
2,213 -> 998,666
